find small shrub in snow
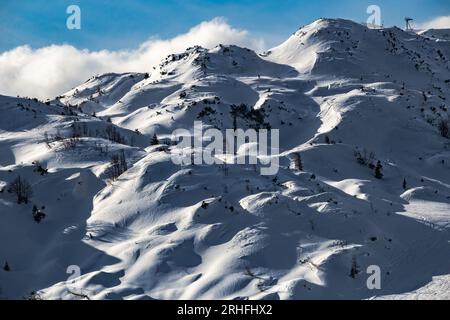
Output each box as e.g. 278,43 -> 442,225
32,205 -> 46,223
3,261 -> 10,272
32,161 -> 48,176
201,201 -> 209,209
25,291 -> 43,300
354,148 -> 375,167
197,106 -> 216,119
61,137 -> 80,150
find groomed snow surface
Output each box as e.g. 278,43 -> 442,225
1,19 -> 450,300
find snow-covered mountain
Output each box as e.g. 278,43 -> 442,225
1,18 -> 450,300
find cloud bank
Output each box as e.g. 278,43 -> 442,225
0,18 -> 265,100
417,16 -> 450,30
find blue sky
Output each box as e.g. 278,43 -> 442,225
1,0 -> 449,52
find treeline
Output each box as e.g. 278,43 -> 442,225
44,122 -> 132,150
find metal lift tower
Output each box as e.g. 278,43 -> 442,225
405,17 -> 414,31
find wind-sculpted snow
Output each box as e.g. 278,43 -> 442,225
1,18 -> 450,300
420,29 -> 450,41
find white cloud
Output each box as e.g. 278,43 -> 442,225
0,18 -> 265,100
417,16 -> 450,30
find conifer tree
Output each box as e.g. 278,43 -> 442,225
150,134 -> 159,146
375,161 -> 383,179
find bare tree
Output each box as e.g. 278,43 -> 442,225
350,256 -> 359,278
105,124 -> 124,144
106,150 -> 127,181
61,137 -> 80,150
8,176 -> 33,204
354,148 -> 375,167
150,133 -> 159,146
43,131 -> 51,148
119,150 -> 128,173
291,153 -> 303,171
438,119 -> 449,138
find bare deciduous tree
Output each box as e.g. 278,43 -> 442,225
438,120 -> 449,138
106,150 -> 128,181
291,153 -> 303,171
350,256 -> 359,278
8,176 -> 33,204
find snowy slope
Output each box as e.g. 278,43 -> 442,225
1,18 -> 450,300
58,73 -> 148,115
420,29 -> 450,41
